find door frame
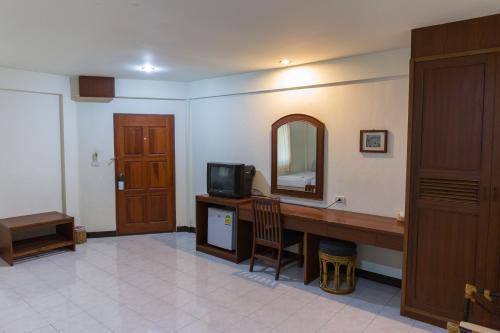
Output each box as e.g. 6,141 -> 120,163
113,113 -> 176,235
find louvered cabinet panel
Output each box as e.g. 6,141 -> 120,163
419,178 -> 480,203
404,53 -> 496,327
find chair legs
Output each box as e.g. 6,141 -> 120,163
249,239 -> 256,273
250,240 -> 303,281
298,240 -> 304,268
275,249 -> 282,280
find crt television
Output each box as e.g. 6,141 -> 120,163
207,163 -> 255,198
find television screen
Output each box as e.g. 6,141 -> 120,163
209,165 -> 235,192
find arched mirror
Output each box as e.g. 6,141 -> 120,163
271,114 -> 325,200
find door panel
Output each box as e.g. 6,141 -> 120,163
114,114 -> 176,234
149,161 -> 169,188
484,54 -> 500,330
420,64 -> 485,171
413,208 -> 478,317
405,54 -> 495,325
149,127 -> 167,154
126,196 -> 147,223
149,194 -> 168,222
124,126 -> 144,155
124,162 -> 145,189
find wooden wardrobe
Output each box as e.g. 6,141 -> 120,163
403,14 -> 500,329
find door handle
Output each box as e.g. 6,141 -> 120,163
117,173 -> 125,191
106,157 -> 117,167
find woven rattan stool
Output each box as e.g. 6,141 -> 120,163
319,239 -> 357,294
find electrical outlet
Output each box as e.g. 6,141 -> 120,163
334,196 -> 346,204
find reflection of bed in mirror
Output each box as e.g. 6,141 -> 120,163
271,114 -> 324,200
277,171 -> 316,189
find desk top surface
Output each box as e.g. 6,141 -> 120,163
238,201 -> 404,236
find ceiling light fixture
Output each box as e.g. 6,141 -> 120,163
140,64 -> 157,73
280,58 -> 291,66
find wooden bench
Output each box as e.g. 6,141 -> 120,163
0,212 -> 75,265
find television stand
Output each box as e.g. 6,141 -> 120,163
196,195 -> 252,263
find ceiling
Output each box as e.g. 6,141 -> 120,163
1,0 -> 500,81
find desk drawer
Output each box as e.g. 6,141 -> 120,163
285,218 -> 327,235
376,234 -> 403,251
326,225 -> 377,246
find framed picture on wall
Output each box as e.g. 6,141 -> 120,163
360,130 -> 388,153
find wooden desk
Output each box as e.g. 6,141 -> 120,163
238,202 -> 403,250
196,195 -> 404,284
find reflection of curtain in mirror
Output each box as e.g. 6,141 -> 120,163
277,124 -> 291,174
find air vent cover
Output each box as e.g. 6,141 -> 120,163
419,177 -> 480,203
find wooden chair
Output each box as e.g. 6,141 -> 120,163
249,196 -> 303,280
447,284 -> 500,332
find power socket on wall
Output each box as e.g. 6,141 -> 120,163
334,196 -> 346,205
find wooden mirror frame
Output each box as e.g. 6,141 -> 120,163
271,114 -> 325,200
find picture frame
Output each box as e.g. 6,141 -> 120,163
360,130 -> 388,153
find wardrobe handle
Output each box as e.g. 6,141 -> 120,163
494,186 -> 499,202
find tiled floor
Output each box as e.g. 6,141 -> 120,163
0,233 -> 445,333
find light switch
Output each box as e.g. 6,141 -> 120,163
91,151 -> 100,167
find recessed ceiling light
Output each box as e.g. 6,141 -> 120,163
140,64 -> 157,73
280,59 -> 291,65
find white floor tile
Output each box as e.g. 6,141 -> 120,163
27,325 -> 59,333
0,302 -> 39,326
1,314 -> 49,333
50,312 -> 101,333
0,232 -> 446,333
177,320 -> 223,333
152,309 -> 198,332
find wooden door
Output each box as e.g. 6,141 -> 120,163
114,114 -> 176,235
404,54 -> 496,326
484,54 -> 500,330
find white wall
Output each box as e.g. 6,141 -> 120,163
0,90 -> 62,218
0,67 -> 80,222
189,49 -> 409,98
77,98 -> 189,231
188,49 -> 410,278
0,67 -> 190,232
115,79 -> 188,100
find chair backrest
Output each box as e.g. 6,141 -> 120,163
251,196 -> 282,247
463,284 -> 500,323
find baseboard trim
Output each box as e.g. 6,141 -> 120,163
357,268 -> 401,288
87,231 -> 117,238
176,226 -> 196,233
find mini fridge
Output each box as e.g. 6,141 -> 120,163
207,207 -> 236,251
